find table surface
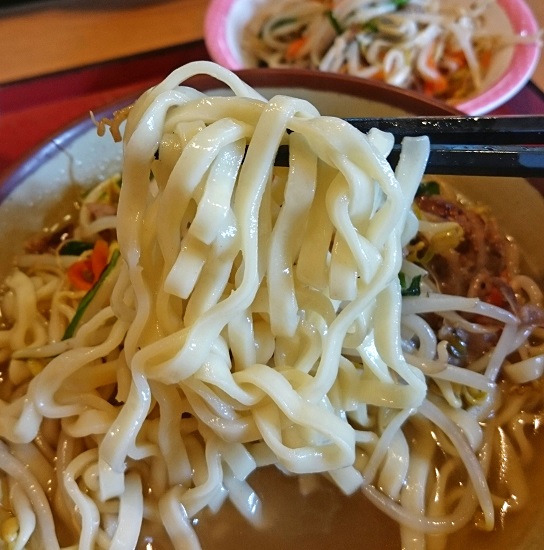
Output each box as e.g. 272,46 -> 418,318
1,0 -> 544,178
0,0 -> 542,86
0,0 -> 210,84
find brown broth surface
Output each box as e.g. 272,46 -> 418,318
447,428 -> 544,550
187,432 -> 544,550
195,466 -> 402,550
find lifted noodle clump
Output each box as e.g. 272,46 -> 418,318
0,61 -> 544,549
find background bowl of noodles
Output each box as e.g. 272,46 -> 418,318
1,68 -> 544,549
204,0 -> 542,115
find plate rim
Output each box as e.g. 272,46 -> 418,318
204,0 -> 542,116
455,0 -> 542,115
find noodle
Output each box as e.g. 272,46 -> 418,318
1,60 -> 544,549
243,0 -> 543,102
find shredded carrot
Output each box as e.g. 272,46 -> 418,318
67,260 -> 95,291
485,286 -> 506,308
479,49 -> 492,70
285,36 -> 307,60
371,69 -> 385,81
444,49 -> 467,70
421,43 -> 449,97
91,239 -> 109,280
423,75 -> 448,96
67,239 -> 110,291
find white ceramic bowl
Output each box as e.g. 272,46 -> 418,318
204,0 -> 542,115
2,68 -> 544,276
1,69 -> 544,549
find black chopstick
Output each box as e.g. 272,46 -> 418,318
389,144 -> 544,177
344,115 -> 544,145
273,115 -> 544,177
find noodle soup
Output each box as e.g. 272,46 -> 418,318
1,63 -> 544,550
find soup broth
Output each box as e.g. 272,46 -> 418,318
2,62 -> 544,550
191,422 -> 544,550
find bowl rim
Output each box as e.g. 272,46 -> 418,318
204,0 -> 247,71
203,0 -> 542,116
234,68 -> 461,115
0,98 -> 130,204
0,67 -> 461,202
455,0 -> 541,114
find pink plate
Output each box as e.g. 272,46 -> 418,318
204,0 -> 542,115
456,0 -> 541,114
